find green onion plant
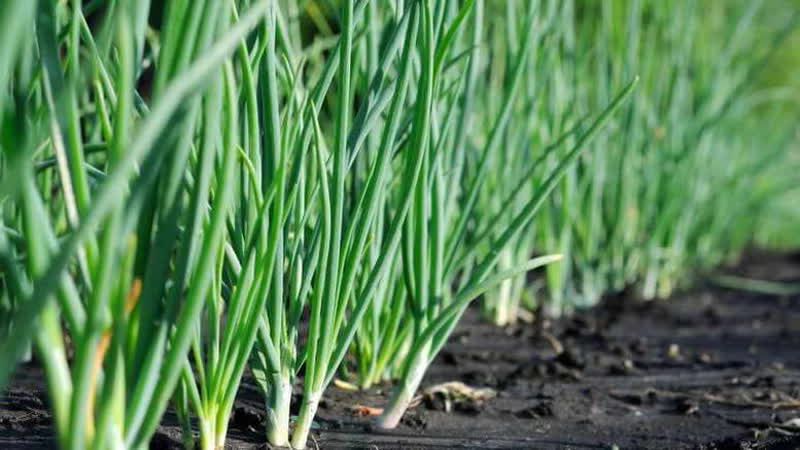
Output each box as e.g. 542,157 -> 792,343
0,1 -> 796,449
0,1 -> 268,449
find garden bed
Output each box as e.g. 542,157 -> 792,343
4,250 -> 800,450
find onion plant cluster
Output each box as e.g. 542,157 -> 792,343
345,0 -> 637,425
474,0 -> 800,323
0,0 -> 617,448
0,1 -> 271,449
0,0 -> 795,450
537,0 -> 800,308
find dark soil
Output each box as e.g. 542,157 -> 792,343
3,250 -> 800,449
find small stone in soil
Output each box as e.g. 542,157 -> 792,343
695,352 -> 714,364
608,359 -> 637,375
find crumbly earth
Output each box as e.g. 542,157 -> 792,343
3,250 -> 800,449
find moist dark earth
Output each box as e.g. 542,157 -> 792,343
3,250 -> 800,449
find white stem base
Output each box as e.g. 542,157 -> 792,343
290,392 -> 321,450
493,277 -> 515,326
375,358 -> 428,429
266,375 -> 292,447
199,419 -> 221,450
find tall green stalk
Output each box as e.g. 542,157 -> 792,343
0,2 -> 268,449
